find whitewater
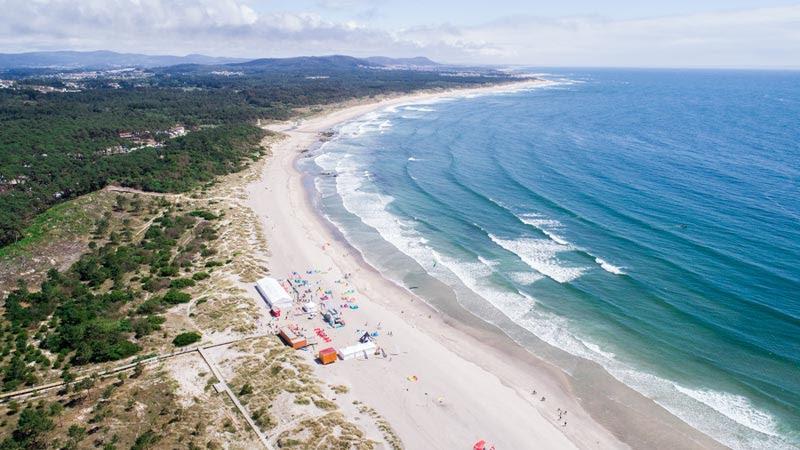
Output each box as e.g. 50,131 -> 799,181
301,69 -> 800,449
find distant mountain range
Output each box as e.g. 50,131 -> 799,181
0,51 -> 246,70
227,55 -> 369,71
364,56 -> 439,67
0,50 -> 440,71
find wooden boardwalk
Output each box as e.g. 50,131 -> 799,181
0,334 -> 276,449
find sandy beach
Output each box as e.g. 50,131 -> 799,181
245,81 -> 723,449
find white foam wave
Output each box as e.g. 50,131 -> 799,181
477,256 -> 499,267
438,249 -> 789,448
507,271 -> 544,285
316,93 -> 789,450
580,339 -> 616,359
675,386 -> 780,439
488,234 -> 586,283
542,230 -> 568,246
606,368 -> 789,450
334,111 -> 393,138
403,106 -> 436,112
520,213 -> 628,275
595,257 -> 625,275
408,157 -> 422,162
329,152 -> 442,283
315,151 -> 340,168
519,214 -> 570,245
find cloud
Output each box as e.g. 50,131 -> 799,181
315,0 -> 381,10
0,0 -> 798,68
0,0 -> 394,57
403,5 -> 800,67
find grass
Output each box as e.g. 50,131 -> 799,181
276,412 -> 376,450
227,337 -> 397,448
357,404 -> 403,450
0,357 -> 258,449
330,385 -> 349,395
0,193 -> 97,260
0,191 -> 160,296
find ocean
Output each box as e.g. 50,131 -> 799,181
299,69 -> 800,449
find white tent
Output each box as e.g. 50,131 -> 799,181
337,341 -> 376,360
255,277 -> 293,310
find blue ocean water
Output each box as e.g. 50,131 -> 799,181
302,70 -> 800,448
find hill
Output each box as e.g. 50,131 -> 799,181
365,56 -> 439,67
0,50 -> 247,69
230,55 -> 368,71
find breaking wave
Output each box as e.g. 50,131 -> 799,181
488,234 -> 586,283
304,78 -> 798,449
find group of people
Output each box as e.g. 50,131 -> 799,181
557,407 -> 568,427
531,388 -> 569,428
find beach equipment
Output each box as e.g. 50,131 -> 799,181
302,301 -> 317,314
406,375 -> 418,382
323,307 -> 345,328
314,328 -> 332,343
474,441 -> 495,450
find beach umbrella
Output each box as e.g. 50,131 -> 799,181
473,440 -> 486,450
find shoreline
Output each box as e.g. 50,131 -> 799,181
246,80 -> 724,449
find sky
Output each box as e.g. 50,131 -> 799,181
1,0 -> 799,68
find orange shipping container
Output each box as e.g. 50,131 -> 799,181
319,347 -> 337,365
278,327 -> 307,349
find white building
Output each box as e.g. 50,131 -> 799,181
255,277 -> 293,310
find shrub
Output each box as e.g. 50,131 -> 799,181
158,266 -> 179,277
169,278 -> 196,289
172,332 -> 201,347
136,297 -> 163,314
189,210 -> 218,220
239,383 -> 253,396
131,430 -> 160,450
162,289 -> 191,305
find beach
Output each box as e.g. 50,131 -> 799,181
245,81 -> 725,449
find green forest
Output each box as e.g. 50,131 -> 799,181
0,60 -> 510,246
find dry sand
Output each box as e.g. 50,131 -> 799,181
245,80 -> 628,449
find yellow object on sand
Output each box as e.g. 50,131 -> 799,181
406,375 -> 418,382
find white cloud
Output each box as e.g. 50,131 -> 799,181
402,5 -> 800,67
0,0 -> 798,68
